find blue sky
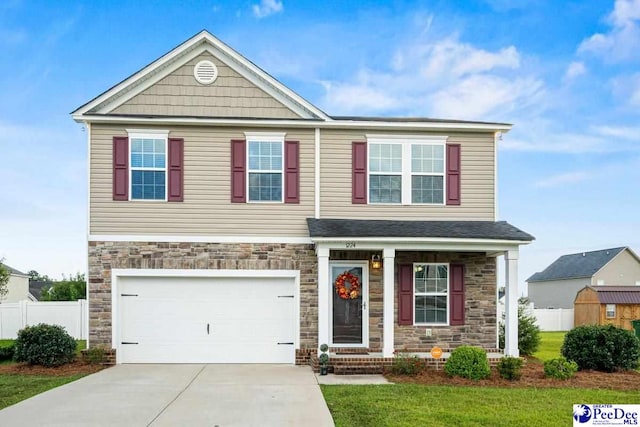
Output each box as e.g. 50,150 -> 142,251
1,0 -> 639,291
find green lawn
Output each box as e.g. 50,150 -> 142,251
533,331 -> 566,361
0,339 -> 91,409
322,384 -> 637,427
0,374 -> 88,410
322,331 -> 640,426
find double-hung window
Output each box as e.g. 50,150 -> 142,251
367,136 -> 446,205
411,144 -> 444,204
129,131 -> 168,201
414,263 -> 449,324
247,133 -> 284,202
369,143 -> 402,203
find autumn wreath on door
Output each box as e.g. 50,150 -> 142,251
334,271 -> 360,300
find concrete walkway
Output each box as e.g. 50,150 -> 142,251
0,364 -> 335,427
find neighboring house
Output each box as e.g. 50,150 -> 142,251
527,247 -> 640,309
574,286 -> 640,331
28,280 -> 53,301
72,30 -> 534,365
1,265 -> 31,303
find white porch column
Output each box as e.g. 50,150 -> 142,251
504,249 -> 519,357
317,246 -> 330,353
383,247 -> 396,357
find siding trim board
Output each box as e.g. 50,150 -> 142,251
76,114 -> 512,133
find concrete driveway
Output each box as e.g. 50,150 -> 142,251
0,364 -> 335,427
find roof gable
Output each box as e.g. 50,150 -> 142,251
72,30 -> 329,121
3,264 -> 27,277
109,52 -> 301,119
527,247 -> 627,283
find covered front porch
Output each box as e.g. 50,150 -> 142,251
307,219 -> 534,366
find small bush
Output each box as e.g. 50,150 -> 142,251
0,342 -> 14,361
389,352 -> 425,376
14,324 -> 77,367
84,347 -> 106,365
499,297 -> 541,356
497,356 -> 523,380
544,357 -> 578,379
561,324 -> 640,372
444,346 -> 490,380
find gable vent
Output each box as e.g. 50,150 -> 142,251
193,60 -> 218,85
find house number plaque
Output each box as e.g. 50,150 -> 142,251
345,242 -> 356,248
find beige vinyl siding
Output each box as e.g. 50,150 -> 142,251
110,53 -> 300,119
593,250 -> 640,285
90,123 -> 314,237
319,129 -> 495,220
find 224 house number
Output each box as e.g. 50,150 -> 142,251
345,242 -> 356,248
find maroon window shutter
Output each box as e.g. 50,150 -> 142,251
167,138 -> 184,202
398,264 -> 414,326
112,136 -> 129,201
231,139 -> 246,203
352,141 -> 367,204
450,264 -> 465,325
446,143 -> 461,205
284,140 -> 299,203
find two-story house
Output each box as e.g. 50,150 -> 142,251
72,31 -> 533,366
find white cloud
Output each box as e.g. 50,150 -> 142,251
578,0 -> 640,62
320,79 -> 401,114
252,0 -> 283,18
534,172 -> 589,188
501,128 -> 640,153
319,35 -> 543,120
592,124 -> 640,139
564,61 -> 586,80
611,72 -> 640,106
429,74 -> 544,119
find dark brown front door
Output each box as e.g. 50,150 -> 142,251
331,264 -> 366,345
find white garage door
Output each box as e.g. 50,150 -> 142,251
117,276 -> 296,364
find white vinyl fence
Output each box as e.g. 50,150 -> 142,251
498,301 -> 574,331
533,308 -> 574,331
0,300 -> 87,339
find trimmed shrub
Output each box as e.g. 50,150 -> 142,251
0,342 -> 14,361
561,324 -> 640,372
84,347 -> 106,365
444,346 -> 490,380
14,324 -> 77,367
497,356 -> 523,380
544,357 -> 578,379
389,352 -> 425,376
499,297 -> 541,356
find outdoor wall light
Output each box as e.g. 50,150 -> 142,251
371,254 -> 382,270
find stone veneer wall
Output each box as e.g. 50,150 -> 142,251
88,241 -> 318,349
331,250 -> 498,351
88,243 -> 497,358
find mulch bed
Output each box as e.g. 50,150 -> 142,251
386,358 -> 640,391
0,360 -> 105,376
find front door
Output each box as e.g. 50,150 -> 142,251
330,262 -> 368,347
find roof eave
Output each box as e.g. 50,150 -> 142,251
73,113 -> 512,132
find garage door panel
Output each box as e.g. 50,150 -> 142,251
118,275 -> 296,364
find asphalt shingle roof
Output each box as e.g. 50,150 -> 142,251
3,264 -> 27,276
527,247 -> 626,283
306,219 -> 534,241
590,286 -> 640,304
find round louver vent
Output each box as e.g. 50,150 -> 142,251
193,60 -> 218,85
